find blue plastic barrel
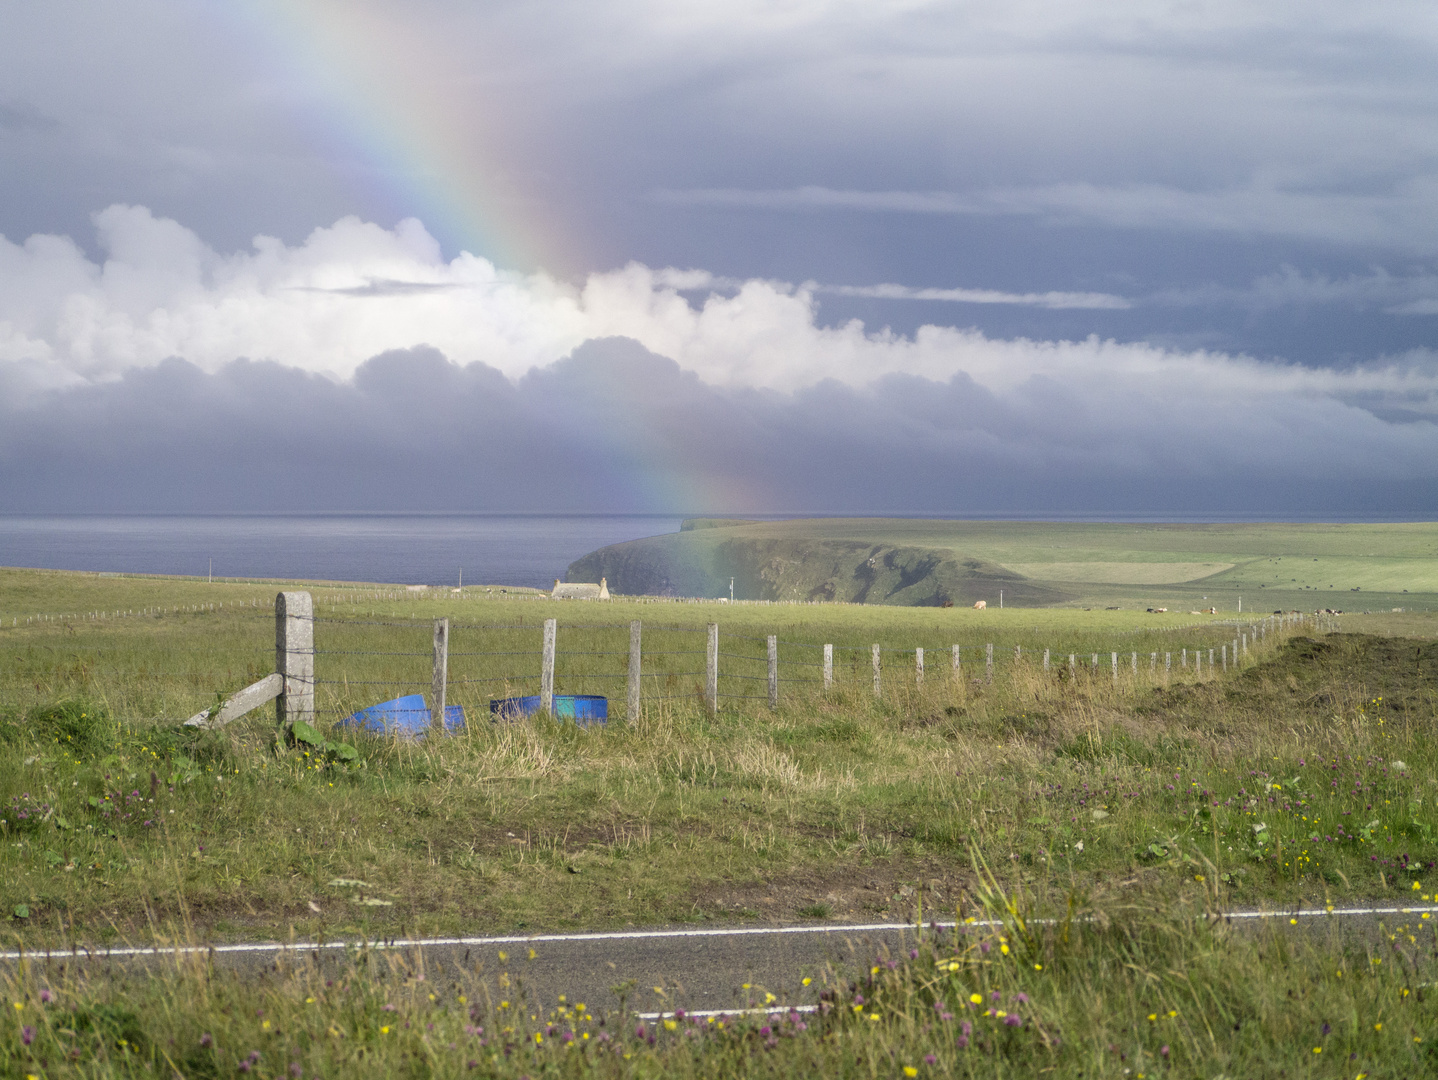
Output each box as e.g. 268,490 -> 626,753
337,694 -> 465,737
489,695 -> 607,726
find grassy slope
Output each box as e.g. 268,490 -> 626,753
568,518 -> 1438,611
1,567 -> 1435,954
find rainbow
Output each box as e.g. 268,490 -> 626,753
222,1 -> 565,273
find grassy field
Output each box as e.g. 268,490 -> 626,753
2,566 -> 1436,1075
570,518 -> 1438,612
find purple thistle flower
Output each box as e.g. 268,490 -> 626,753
21,1025 -> 34,1046
924,1054 -> 937,1065
1004,1015 -> 1022,1027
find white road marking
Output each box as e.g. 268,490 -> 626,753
4,906 -> 1435,962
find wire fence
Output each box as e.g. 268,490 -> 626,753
0,591 -> 1333,728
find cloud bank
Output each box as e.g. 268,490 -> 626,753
2,207 -> 1437,515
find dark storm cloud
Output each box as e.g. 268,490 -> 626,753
3,339 -> 1436,516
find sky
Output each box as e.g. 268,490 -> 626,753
2,1 -> 1438,515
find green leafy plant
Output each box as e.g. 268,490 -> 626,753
289,720 -> 359,764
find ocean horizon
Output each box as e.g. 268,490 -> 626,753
1,511 -> 1434,590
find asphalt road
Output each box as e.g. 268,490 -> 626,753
7,906 -> 1437,1018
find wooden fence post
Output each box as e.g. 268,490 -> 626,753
432,618 -> 449,728
872,644 -> 882,697
541,618 -> 556,714
275,590 -> 314,731
985,643 -> 993,683
628,620 -> 641,723
706,623 -> 719,715
823,644 -> 833,690
767,635 -> 779,708
915,647 -> 924,687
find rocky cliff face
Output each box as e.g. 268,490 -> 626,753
566,531 -> 1069,606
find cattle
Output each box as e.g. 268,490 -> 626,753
973,600 -> 987,610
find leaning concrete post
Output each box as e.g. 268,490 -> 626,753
823,644 -> 833,690
706,623 -> 719,715
627,620 -> 641,723
872,644 -> 882,697
985,643 -> 993,683
432,618 -> 449,728
915,647 -> 924,687
541,618 -> 557,714
767,635 -> 779,708
275,591 -> 314,731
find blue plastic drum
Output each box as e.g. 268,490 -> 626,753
337,693 -> 465,737
489,695 -> 607,726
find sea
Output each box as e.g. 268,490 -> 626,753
0,514 -> 685,590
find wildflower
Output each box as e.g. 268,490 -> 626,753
200,1033 -> 213,1047
21,1025 -> 34,1045
924,1054 -> 937,1065
1160,1045 -> 1169,1057
38,990 -> 52,1004
903,1068 -> 918,1077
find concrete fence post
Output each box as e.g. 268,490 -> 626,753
952,644 -> 961,677
823,644 -> 833,690
541,618 -> 557,714
1221,644 -> 1227,672
1150,651 -> 1157,671
275,591 -> 314,731
1068,653 -> 1075,677
706,623 -> 719,715
1195,650 -> 1202,675
1164,652 -> 1171,674
1209,647 -> 1215,670
1014,644 -> 1021,661
767,635 -> 779,708
985,643 -> 994,683
1181,648 -> 1187,668
1111,651 -> 1118,683
1131,651 -> 1137,675
628,620 -> 642,723
915,647 -> 924,687
431,618 -> 449,728
1043,648 -> 1050,672
872,644 -> 882,697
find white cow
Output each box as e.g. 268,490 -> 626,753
973,600 -> 987,610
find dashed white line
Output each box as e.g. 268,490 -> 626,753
3,906 -> 1435,962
